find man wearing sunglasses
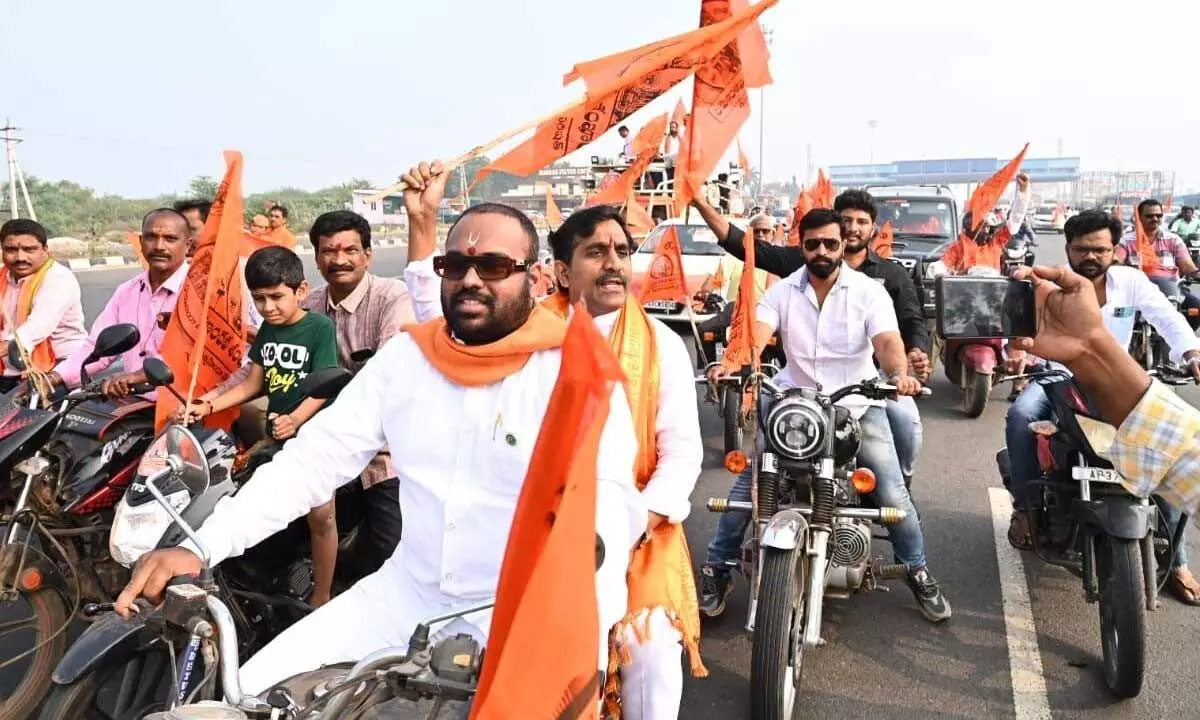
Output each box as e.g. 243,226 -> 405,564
702,208 -> 952,624
691,191 -> 931,489
114,168 -> 647,697
1116,198 -> 1200,330
404,166 -> 703,720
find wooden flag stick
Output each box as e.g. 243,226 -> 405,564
365,93 -> 594,204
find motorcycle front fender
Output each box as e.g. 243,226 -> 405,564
51,607 -> 163,685
958,343 -> 999,375
760,509 -> 810,551
1072,496 -> 1155,541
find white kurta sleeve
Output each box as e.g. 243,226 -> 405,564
403,256 -> 443,323
187,337 -> 398,565
639,326 -> 702,523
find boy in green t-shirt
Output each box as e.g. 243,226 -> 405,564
182,246 -> 341,606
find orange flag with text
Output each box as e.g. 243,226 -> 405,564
722,224 -> 761,370
639,224 -> 688,303
673,0 -> 773,213
475,0 -> 779,187
470,305 -> 622,720
546,187 -> 564,228
1133,203 -> 1160,273
871,220 -> 895,259
154,151 -> 248,431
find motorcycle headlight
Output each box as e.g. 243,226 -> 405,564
765,395 -> 826,461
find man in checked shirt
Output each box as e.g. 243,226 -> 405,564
304,210 -> 416,580
1011,263 -> 1200,532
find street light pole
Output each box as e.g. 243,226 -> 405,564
757,25 -> 773,199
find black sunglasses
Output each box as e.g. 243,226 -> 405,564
433,253 -> 533,281
803,238 -> 842,252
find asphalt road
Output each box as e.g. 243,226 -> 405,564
15,237 -> 1200,718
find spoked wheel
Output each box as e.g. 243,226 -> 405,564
723,384 -> 744,455
750,545 -> 807,720
38,639 -> 194,720
1096,536 -> 1146,699
0,588 -> 69,720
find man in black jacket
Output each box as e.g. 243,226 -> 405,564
691,190 -> 931,486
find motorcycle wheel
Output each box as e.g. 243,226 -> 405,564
38,641 -> 191,720
0,588 -> 69,720
1096,536 -> 1146,699
750,546 -> 807,720
723,384 -> 743,456
962,369 -> 990,418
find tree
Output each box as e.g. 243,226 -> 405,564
188,176 -> 219,199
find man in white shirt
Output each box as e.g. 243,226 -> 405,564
115,202 -> 647,696
701,208 -> 951,622
618,125 -> 634,163
1006,209 -> 1200,604
402,162 -> 702,720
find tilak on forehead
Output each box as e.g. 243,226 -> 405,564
466,232 -> 479,256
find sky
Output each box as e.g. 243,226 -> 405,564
3,0 -> 1200,197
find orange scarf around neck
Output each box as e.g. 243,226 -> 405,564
404,305 -> 566,386
0,260 -> 57,373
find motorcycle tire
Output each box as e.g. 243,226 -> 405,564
723,384 -> 744,456
38,642 -> 193,720
1096,536 -> 1146,699
750,545 -> 807,720
0,587 -> 68,720
963,370 -> 990,419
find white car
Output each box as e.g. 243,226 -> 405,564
1031,204 -> 1065,233
630,217 -> 750,327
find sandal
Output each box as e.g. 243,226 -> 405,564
1169,567 -> 1200,606
1007,509 -> 1033,551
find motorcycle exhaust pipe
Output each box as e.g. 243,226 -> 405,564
803,528 -> 830,648
707,499 -> 907,525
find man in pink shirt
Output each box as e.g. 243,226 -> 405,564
47,209 -> 190,399
1116,197 -> 1200,329
0,219 -> 87,392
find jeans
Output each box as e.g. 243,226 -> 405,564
706,402 -> 927,574
1162,502 -> 1191,568
886,395 -> 923,479
1148,274 -> 1200,330
1005,381 -> 1052,510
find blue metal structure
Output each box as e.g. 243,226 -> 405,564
829,157 -> 1081,186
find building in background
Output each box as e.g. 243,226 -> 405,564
349,189 -> 407,226
1076,170 -> 1176,209
497,166 -> 591,213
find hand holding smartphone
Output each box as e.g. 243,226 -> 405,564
935,276 -> 1037,340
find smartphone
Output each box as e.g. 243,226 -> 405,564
935,276 -> 1037,339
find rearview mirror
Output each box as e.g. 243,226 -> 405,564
90,324 -> 140,362
298,368 -> 353,400
161,425 -> 210,496
141,357 -> 175,388
6,342 -> 25,372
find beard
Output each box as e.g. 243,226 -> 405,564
808,258 -> 838,279
441,284 -> 534,346
1071,259 -> 1107,280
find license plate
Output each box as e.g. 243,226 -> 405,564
644,301 -> 677,311
1071,466 -> 1125,485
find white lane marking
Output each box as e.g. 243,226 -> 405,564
988,486 -> 1052,720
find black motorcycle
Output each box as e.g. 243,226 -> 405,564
37,363 -> 357,720
1128,277 -> 1200,371
996,368 -> 1186,698
0,323 -> 161,720
1184,232 -> 1200,267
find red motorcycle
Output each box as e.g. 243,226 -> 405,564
941,336 -> 1005,417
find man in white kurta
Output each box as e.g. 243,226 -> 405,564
401,163 -> 703,720
115,202 -> 647,698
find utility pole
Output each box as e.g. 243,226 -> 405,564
757,25 -> 773,199
2,121 -> 36,221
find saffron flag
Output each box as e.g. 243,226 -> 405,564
1165,193 -> 1174,214
871,220 -> 895,259
546,187 -> 564,228
787,190 -> 815,246
639,225 -> 688,303
737,139 -> 751,176
242,229 -> 293,258
624,190 -> 657,232
475,0 -> 779,188
1133,203 -> 1160,273
966,143 -> 1029,234
671,98 -> 687,130
673,0 -> 773,213
587,114 -> 669,207
125,232 -> 147,269
722,223 -> 761,369
812,169 -> 835,209
154,151 -> 248,431
470,305 -> 623,720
